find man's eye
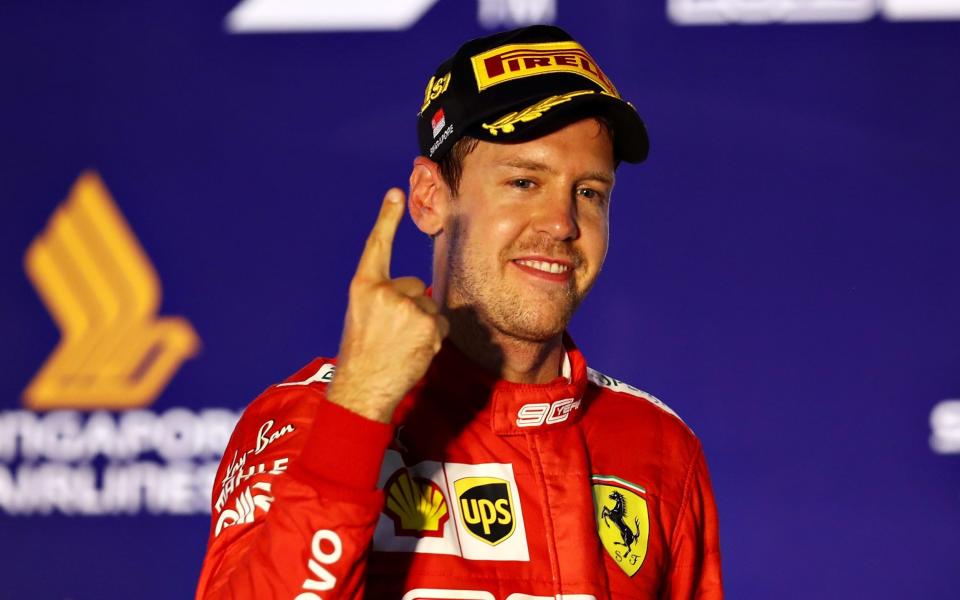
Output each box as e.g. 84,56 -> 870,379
510,178 -> 535,189
577,187 -> 606,202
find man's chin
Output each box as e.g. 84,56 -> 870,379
495,323 -> 566,343
494,307 -> 574,343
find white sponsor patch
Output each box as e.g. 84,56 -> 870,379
402,591 -> 494,600
214,419 -> 294,514
215,481 -> 275,536
401,591 -> 595,600
215,456 -> 288,513
374,452 -> 461,556
506,596 -> 596,600
373,450 -> 530,561
587,367 -> 683,422
277,363 -> 335,387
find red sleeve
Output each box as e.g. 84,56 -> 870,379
195,359 -> 394,600
663,442 -> 724,599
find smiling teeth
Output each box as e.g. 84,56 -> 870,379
516,259 -> 570,274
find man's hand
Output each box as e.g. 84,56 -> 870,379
326,188 -> 449,423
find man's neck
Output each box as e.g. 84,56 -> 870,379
443,306 -> 565,385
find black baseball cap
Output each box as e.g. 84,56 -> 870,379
417,25 -> 649,164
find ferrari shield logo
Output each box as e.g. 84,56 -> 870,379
591,474 -> 649,576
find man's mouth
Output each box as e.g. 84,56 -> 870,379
514,258 -> 571,274
510,257 -> 575,282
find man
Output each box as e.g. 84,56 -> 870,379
196,25 -> 722,599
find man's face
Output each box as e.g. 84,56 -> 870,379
441,117 -> 615,342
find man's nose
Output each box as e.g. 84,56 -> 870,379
532,190 -> 579,241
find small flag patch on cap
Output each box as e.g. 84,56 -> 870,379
431,108 -> 446,138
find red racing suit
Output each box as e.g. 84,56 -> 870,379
196,336 -> 723,599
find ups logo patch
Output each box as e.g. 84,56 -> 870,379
453,477 -> 516,546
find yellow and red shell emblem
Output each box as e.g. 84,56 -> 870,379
383,469 -> 449,538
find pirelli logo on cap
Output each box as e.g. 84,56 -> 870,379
470,41 -> 618,97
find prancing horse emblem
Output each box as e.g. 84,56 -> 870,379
602,490 -> 641,555
591,474 -> 649,577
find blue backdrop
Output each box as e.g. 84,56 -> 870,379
2,1 -> 958,598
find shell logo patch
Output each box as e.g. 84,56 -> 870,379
591,474 -> 649,577
453,476 -> 516,546
372,451 -> 530,561
383,469 -> 449,538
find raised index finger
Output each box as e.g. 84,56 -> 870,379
356,188 -> 405,281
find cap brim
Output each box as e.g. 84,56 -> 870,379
467,92 -> 649,164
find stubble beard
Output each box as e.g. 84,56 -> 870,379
445,216 -> 592,343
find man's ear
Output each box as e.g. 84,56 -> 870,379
408,156 -> 450,237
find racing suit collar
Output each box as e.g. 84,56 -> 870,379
424,332 -> 589,436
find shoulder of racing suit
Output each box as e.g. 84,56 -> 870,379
585,366 -> 689,428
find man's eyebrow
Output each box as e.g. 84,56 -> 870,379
580,170 -> 615,186
495,160 -> 615,185
495,158 -> 557,173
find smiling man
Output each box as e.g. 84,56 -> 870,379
196,26 -> 722,600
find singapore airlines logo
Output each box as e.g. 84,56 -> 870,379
22,171 -> 199,410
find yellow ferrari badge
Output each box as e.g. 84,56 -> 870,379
591,474 -> 649,576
